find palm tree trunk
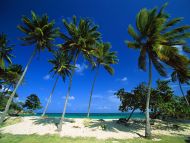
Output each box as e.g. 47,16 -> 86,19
87,66 -> 99,118
0,48 -> 37,124
145,56 -> 152,138
178,80 -> 190,106
126,108 -> 136,122
57,52 -> 79,132
41,75 -> 59,117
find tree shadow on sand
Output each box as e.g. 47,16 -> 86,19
31,117 -> 75,128
152,120 -> 188,131
89,119 -> 145,137
89,119 -> 189,138
30,117 -> 189,138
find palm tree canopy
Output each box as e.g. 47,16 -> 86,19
6,64 -> 24,84
92,42 -> 118,75
59,16 -> 101,62
18,11 -> 59,51
0,33 -> 14,69
0,64 -> 24,86
171,66 -> 190,85
126,3 -> 190,77
48,50 -> 75,81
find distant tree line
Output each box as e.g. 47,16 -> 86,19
115,79 -> 190,122
0,92 -> 42,115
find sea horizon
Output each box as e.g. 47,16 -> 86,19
24,112 -> 145,119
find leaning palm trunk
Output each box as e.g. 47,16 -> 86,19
126,108 -> 136,122
0,48 -> 37,124
41,75 -> 59,117
57,53 -> 79,132
87,66 -> 99,118
178,80 -> 190,106
145,56 -> 152,138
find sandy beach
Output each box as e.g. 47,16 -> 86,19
1,117 -> 190,139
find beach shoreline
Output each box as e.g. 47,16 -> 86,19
1,116 -> 190,139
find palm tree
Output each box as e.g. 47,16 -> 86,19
0,33 -> 14,69
126,3 -> 190,138
0,64 -> 23,116
5,64 -> 24,86
171,67 -> 190,106
57,16 -> 101,131
87,42 -> 118,118
41,50 -> 74,117
0,11 -> 59,124
0,64 -> 23,97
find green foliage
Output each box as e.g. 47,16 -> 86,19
18,11 -> 59,51
170,67 -> 190,106
0,64 -> 24,86
23,94 -> 42,112
0,33 -> 14,69
115,83 -> 147,113
0,92 -> 23,114
126,3 -> 190,77
158,96 -> 190,119
171,68 -> 190,87
60,16 -> 101,63
150,79 -> 175,118
126,4 -> 190,137
115,83 -> 148,121
0,64 -> 24,114
0,33 -> 24,116
91,42 -> 118,74
116,79 -> 190,120
48,50 -> 75,81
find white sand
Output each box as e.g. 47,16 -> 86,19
0,117 -> 190,139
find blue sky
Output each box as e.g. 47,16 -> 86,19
1,0 -> 190,113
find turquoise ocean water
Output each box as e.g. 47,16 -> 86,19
23,113 -> 145,119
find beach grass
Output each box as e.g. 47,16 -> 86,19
0,117 -> 22,128
0,134 -> 188,143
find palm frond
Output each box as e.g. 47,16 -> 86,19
18,11 -> 59,51
128,25 -> 140,41
104,64 -> 114,75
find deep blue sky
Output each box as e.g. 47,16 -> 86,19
1,0 -> 190,113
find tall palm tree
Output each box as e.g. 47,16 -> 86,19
41,50 -> 74,117
171,67 -> 190,106
57,16 -> 101,131
0,33 -> 14,69
126,3 -> 190,138
1,64 -> 23,114
0,11 -> 59,124
87,42 -> 118,118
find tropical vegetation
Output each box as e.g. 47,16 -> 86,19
23,94 -> 42,113
126,3 -> 190,137
56,16 -> 101,131
0,2 -> 190,141
41,50 -> 74,117
0,11 -> 59,124
115,79 -> 190,122
87,42 -> 118,118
